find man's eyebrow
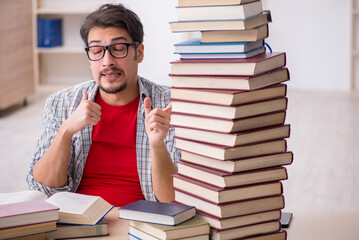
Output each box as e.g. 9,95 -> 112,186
88,36 -> 129,46
88,40 -> 101,45
111,36 -> 128,42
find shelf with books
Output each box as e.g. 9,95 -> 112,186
33,0 -> 120,84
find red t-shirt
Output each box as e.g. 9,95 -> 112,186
76,93 -> 145,207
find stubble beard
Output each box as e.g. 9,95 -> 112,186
99,82 -> 127,94
98,67 -> 127,94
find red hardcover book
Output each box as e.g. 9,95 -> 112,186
170,68 -> 289,91
174,188 -> 285,218
0,200 -> 59,229
171,97 -> 288,119
170,83 -> 287,105
179,151 -> 294,173
169,11 -> 272,32
174,124 -> 290,147
177,161 -> 288,188
175,137 -> 287,160
173,173 -> 283,204
196,209 -> 282,230
210,221 -> 281,240
170,52 -> 286,76
171,111 -> 286,133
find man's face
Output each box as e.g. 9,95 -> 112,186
87,27 -> 144,94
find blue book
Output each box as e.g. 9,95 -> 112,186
119,200 -> 196,226
37,18 -> 63,47
174,38 -> 264,54
177,47 -> 266,59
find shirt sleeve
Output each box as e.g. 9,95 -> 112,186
164,88 -> 181,166
26,94 -> 75,197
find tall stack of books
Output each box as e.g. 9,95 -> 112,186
169,0 -> 292,239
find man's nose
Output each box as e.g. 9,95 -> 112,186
101,49 -> 116,67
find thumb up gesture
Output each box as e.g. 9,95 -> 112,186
62,90 -> 102,136
144,97 -> 172,148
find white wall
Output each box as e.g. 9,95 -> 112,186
119,0 -> 180,87
41,0 -> 352,90
122,0 -> 352,91
263,0 -> 351,91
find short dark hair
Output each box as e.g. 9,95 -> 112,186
80,4 -> 144,46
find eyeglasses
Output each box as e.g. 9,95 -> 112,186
85,42 -> 139,61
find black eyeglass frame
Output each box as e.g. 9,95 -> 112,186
85,42 -> 139,61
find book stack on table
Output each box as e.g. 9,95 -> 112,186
0,200 -> 58,239
0,191 -> 113,240
170,0 -> 293,239
119,200 -> 210,239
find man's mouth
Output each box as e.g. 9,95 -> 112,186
102,72 -> 121,77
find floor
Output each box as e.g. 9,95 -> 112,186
0,84 -> 358,212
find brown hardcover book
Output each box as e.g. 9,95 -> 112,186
238,230 -> 287,240
174,189 -> 285,218
170,11 -> 271,32
175,137 -> 287,160
197,210 -> 281,230
170,68 -> 289,90
45,219 -> 109,239
0,200 -> 59,229
201,24 -> 268,43
211,221 -> 281,240
177,161 -> 288,188
178,0 -> 259,8
171,97 -> 287,119
174,124 -> 290,147
176,1 -> 263,21
170,52 -> 285,76
170,84 -> 287,105
170,68 -> 289,91
11,233 -> 47,240
173,173 -> 283,203
180,151 -> 293,173
171,111 -> 286,133
0,221 -> 57,239
129,217 -> 210,239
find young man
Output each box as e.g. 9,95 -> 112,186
26,4 -> 180,206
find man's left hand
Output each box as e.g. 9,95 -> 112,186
144,97 -> 172,149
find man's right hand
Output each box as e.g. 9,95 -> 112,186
62,90 -> 101,136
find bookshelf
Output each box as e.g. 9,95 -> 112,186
33,0 -> 118,85
0,0 -> 35,110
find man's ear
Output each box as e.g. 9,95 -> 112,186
137,43 -> 144,63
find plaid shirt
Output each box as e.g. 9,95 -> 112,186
26,77 -> 180,201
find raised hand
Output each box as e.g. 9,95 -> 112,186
144,97 -> 172,148
62,90 -> 102,136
